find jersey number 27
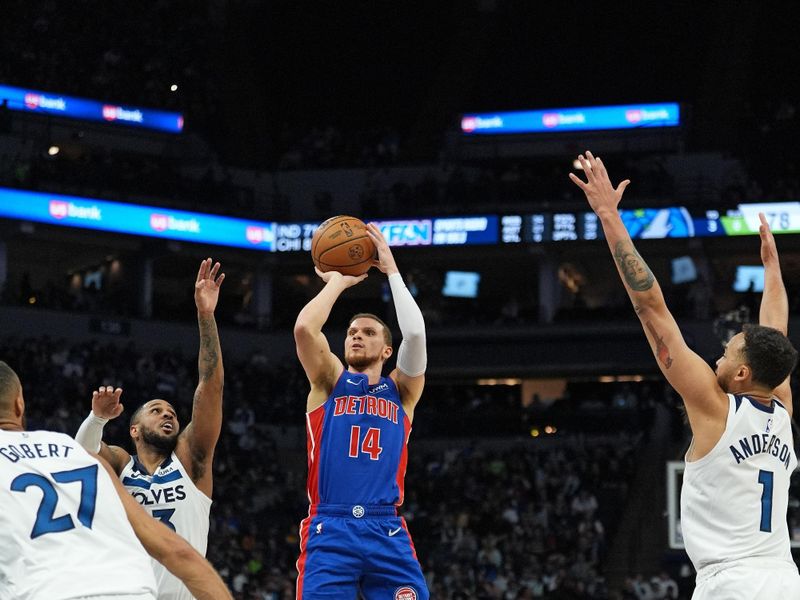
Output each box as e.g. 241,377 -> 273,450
10,465 -> 98,539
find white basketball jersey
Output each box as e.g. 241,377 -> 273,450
120,452 -> 211,600
0,429 -> 157,600
681,394 -> 798,572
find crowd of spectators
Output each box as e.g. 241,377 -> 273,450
0,0 -> 222,134
1,2 -> 798,225
619,572 -> 684,600
275,124 -> 404,171
0,333 -> 684,598
0,149 -> 259,218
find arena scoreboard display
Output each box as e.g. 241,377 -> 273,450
501,204 -> 800,243
0,187 -> 798,252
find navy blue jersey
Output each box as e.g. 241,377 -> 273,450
305,371 -> 411,506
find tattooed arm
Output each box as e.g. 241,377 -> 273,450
570,153 -> 728,434
177,259 -> 225,497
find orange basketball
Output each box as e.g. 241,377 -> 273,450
311,216 -> 375,276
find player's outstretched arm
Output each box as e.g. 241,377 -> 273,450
180,258 -> 225,495
96,456 -> 233,600
570,152 -> 727,428
294,268 -> 365,410
367,223 -> 427,416
757,213 -> 793,413
75,386 -> 130,474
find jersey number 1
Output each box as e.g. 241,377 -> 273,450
348,426 -> 383,460
758,469 -> 773,533
10,464 -> 98,539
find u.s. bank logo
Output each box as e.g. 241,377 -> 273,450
394,586 -> 417,600
49,200 -> 68,219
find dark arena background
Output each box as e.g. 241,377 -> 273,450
2,1 -> 799,598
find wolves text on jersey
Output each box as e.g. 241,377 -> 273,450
130,484 -> 187,506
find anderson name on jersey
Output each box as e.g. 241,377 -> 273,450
681,394 -> 798,572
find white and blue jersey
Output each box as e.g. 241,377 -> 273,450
297,371 -> 428,599
0,429 -> 157,600
120,452 -> 211,600
682,394 -> 800,597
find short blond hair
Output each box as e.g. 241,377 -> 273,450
349,313 -> 392,347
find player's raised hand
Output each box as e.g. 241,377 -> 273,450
758,212 -> 780,267
569,151 -> 631,216
366,222 -> 399,276
195,258 -> 225,315
314,266 -> 367,288
92,386 -> 124,420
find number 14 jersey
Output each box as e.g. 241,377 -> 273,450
305,372 -> 412,506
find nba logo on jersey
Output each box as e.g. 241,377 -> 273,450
394,586 -> 418,600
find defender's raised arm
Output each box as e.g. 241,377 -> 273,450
757,213 -> 793,413
569,152 -> 726,431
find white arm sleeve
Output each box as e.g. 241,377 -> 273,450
389,272 -> 427,377
74,411 -> 109,453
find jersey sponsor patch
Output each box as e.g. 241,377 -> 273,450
394,586 -> 418,600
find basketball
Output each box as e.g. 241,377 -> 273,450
311,215 -> 375,276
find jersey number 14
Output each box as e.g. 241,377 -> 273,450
348,426 -> 383,460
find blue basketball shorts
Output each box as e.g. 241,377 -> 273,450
296,504 -> 429,600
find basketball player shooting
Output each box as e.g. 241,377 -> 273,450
294,222 -> 430,599
75,257 -> 225,600
570,152 -> 800,598
0,360 -> 232,600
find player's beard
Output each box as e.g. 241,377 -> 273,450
347,350 -> 380,371
140,426 -> 178,455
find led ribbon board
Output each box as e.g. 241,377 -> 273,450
0,187 -> 275,250
0,187 -> 791,251
461,102 -> 680,135
0,84 -> 183,133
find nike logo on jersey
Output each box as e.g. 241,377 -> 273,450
388,527 -> 402,537
346,378 -> 361,386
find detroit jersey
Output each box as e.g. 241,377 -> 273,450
120,452 -> 211,600
681,394 -> 798,572
0,430 -> 157,600
306,371 -> 411,505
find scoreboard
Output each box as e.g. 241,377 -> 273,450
502,212 -> 601,243
501,204 -> 800,243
